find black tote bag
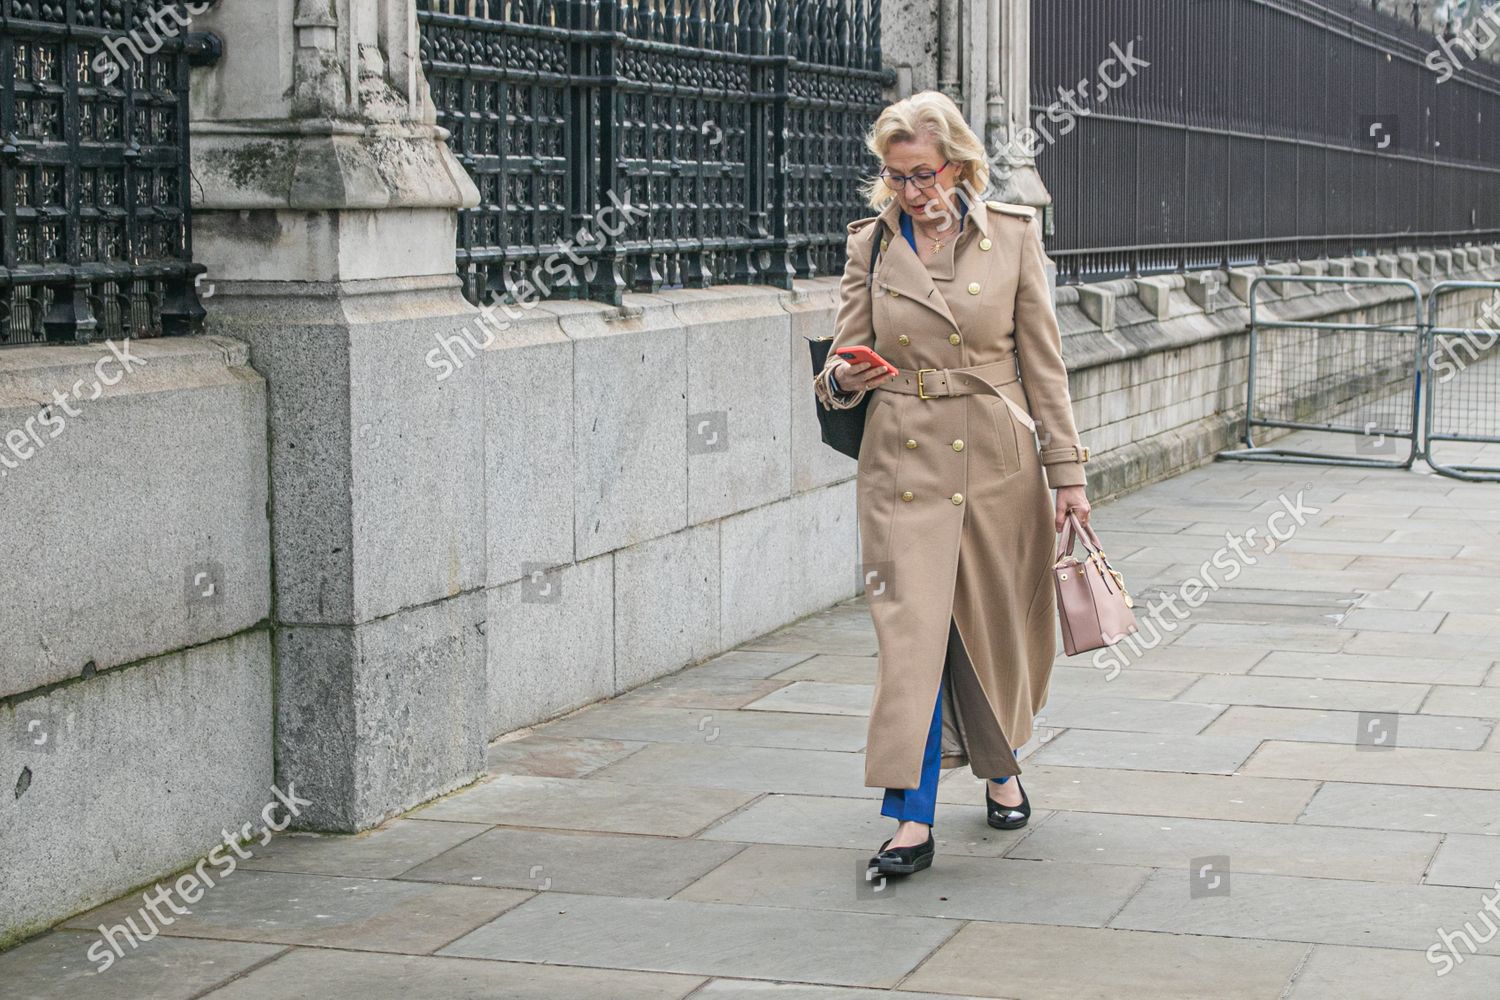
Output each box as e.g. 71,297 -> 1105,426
807,224 -> 884,460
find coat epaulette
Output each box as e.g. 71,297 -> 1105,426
847,215 -> 880,235
985,200 -> 1037,221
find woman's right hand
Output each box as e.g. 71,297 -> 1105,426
831,359 -> 896,394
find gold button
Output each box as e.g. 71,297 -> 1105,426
880,238 -> 889,251
905,439 -> 918,449
897,335 -> 910,346
967,282 -> 981,295
890,288 -> 901,297
901,491 -> 914,502
979,238 -> 992,251
951,493 -> 964,505
948,333 -> 961,345
952,439 -> 964,452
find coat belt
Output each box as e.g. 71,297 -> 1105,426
876,356 -> 1037,432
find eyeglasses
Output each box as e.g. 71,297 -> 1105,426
879,161 -> 951,191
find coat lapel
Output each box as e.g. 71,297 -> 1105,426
873,192 -> 991,337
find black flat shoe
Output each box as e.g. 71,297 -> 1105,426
869,830 -> 935,875
986,776 -> 1031,830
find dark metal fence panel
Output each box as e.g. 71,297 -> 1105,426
417,0 -> 890,307
1,0 -> 205,347
1033,0 -> 1500,284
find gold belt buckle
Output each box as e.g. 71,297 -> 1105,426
916,368 -> 938,399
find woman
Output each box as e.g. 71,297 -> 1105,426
814,91 -> 1092,876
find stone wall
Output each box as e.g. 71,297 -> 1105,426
0,338 -> 272,947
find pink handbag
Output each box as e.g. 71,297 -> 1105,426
1053,511 -> 1139,656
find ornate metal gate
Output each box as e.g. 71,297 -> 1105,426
415,0 -> 894,307
0,0 -> 212,348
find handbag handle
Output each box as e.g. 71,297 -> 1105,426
1055,509 -> 1104,561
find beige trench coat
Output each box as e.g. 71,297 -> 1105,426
813,195 -> 1090,789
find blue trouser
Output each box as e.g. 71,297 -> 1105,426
880,674 -> 1015,826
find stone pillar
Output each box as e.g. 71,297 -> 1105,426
883,0 -> 1049,209
188,0 -> 487,831
986,0 -> 1050,209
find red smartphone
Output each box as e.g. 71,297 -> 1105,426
836,345 -> 898,377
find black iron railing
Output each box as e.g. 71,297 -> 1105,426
417,0 -> 892,307
0,1 -> 209,348
1032,0 -> 1500,284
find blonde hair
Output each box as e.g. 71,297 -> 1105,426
859,90 -> 991,211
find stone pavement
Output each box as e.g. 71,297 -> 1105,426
4,434 -> 1499,999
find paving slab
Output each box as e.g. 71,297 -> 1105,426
1004,809 -> 1439,882
1420,685 -> 1500,719
613,674 -> 793,709
951,764 -> 1317,822
1180,674 -> 1430,712
1031,694 -> 1227,734
238,819 -> 492,879
697,792 -> 1038,857
1296,781 -> 1500,835
485,732 -> 646,776
409,774 -> 757,835
1337,608 -> 1447,633
1201,705 -> 1491,750
769,654 -> 880,684
1438,612 -> 1500,636
1425,834 -> 1500,888
742,681 -> 873,716
902,921 -> 1306,1000
438,893 -> 960,988
1347,588 -> 1430,610
1059,643 -> 1266,674
1243,741 -> 1500,789
61,871 -> 526,953
1112,869 -> 1500,953
1044,665 -> 1202,700
198,948 -> 705,1000
398,827 -> 745,897
0,931 -> 283,1000
540,703 -> 869,752
1287,944 -> 1500,999
586,743 -> 874,797
694,983 -> 986,1000
1026,729 -> 1264,774
688,649 -> 821,678
672,843 -> 1148,927
1252,650 -> 1490,685
1341,630 -> 1495,659
739,624 -> 880,657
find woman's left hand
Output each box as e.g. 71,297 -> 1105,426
1054,485 -> 1091,533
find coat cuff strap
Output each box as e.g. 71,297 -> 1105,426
1040,444 -> 1091,465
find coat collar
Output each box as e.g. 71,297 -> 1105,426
870,189 -> 988,334
874,187 -> 990,243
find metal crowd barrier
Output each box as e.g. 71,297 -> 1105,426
1424,281 -> 1500,482
1218,274 -> 1426,469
